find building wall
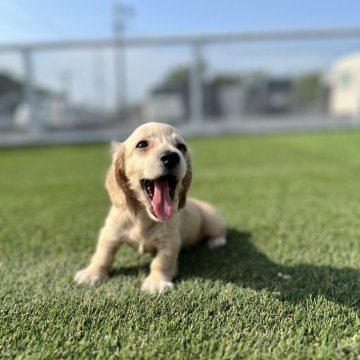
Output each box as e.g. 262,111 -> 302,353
330,54 -> 360,117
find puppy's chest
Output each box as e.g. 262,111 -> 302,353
126,221 -> 167,254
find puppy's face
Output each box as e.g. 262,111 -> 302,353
109,123 -> 192,222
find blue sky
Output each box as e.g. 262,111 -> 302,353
1,1 -> 360,107
1,0 -> 360,42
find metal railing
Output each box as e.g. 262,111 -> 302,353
1,28 -> 360,146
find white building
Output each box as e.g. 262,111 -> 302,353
329,53 -> 360,118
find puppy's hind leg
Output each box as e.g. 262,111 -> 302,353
196,200 -> 227,250
207,236 -> 227,249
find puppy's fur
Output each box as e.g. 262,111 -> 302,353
74,122 -> 226,293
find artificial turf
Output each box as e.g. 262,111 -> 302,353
0,131 -> 359,359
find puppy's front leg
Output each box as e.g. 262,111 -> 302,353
142,237 -> 181,294
74,225 -> 122,285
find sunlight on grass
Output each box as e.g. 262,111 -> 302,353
1,132 -> 360,358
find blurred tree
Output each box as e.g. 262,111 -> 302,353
212,73 -> 242,86
159,64 -> 246,88
159,62 -> 207,87
241,70 -> 269,86
0,73 -> 22,97
294,72 -> 322,103
162,66 -> 191,85
0,72 -> 51,99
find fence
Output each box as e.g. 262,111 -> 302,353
1,28 -> 360,146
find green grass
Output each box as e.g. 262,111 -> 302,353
1,131 -> 360,359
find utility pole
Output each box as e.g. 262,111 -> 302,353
190,43 -> 204,127
112,1 -> 134,119
22,48 -> 41,133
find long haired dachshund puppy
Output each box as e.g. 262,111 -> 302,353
74,122 -> 226,293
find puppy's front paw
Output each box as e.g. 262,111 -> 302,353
74,268 -> 107,285
141,276 -> 174,294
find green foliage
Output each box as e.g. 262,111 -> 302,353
0,72 -> 52,107
159,63 -> 207,87
161,65 -> 192,86
212,73 -> 242,86
0,72 -> 22,97
0,132 -> 359,358
294,72 -> 322,103
242,69 -> 269,85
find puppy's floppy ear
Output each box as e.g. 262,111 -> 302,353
178,153 -> 192,209
105,142 -> 135,211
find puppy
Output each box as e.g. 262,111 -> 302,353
74,122 -> 226,293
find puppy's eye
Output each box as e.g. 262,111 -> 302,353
136,141 -> 148,149
176,143 -> 187,152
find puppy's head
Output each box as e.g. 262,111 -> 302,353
106,122 -> 192,222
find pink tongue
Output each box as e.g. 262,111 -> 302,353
152,179 -> 173,221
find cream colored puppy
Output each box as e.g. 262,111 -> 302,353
74,122 -> 226,293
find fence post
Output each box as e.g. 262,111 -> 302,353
22,48 -> 39,134
189,42 -> 203,127
113,40 -> 127,120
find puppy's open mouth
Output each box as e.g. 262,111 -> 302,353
140,175 -> 178,221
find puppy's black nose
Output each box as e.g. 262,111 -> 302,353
161,151 -> 180,169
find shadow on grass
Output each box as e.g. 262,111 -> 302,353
111,229 -> 359,310
178,229 -> 360,310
